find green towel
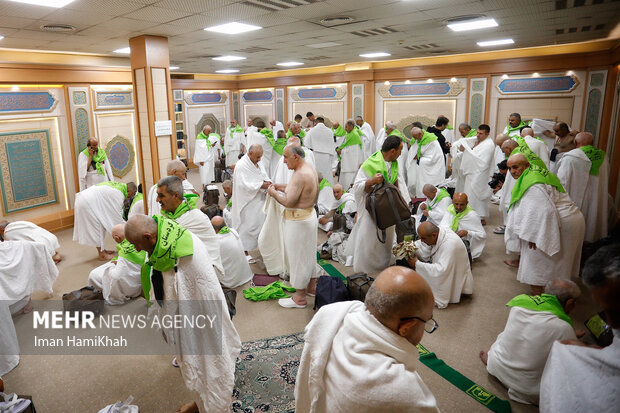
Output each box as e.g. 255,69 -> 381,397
243,281 -> 296,301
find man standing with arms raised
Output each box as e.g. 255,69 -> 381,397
268,144 -> 319,309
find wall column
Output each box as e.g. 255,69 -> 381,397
129,35 -> 176,211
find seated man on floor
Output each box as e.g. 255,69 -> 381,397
481,279 -> 580,405
211,216 -> 253,288
407,222 -> 473,309
318,183 -> 356,232
0,219 -> 62,263
439,192 -> 486,260
540,243 -> 620,412
88,224 -> 145,305
219,179 -> 233,228
295,266 -> 439,412
316,173 -> 336,215
414,184 -> 452,229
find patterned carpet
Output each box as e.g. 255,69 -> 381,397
232,332 -> 305,413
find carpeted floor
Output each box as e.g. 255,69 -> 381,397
3,169 -> 600,412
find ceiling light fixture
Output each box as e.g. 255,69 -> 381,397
0,35 -> 4,41
11,85 -> 19,91
169,66 -> 179,70
216,69 -> 240,73
204,22 -> 262,35
477,38 -> 514,47
276,61 -> 304,67
502,74 -> 508,79
566,70 -> 574,76
307,42 -> 341,48
447,18 -> 498,32
533,72 -> 540,77
427,79 -> 433,83
8,0 -> 76,7
450,77 -> 457,82
405,80 -> 411,84
384,81 -> 390,86
360,52 -> 391,58
213,55 -> 246,61
113,47 -> 131,54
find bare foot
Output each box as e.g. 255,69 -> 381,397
481,219 -> 487,226
292,294 -> 308,306
175,402 -> 199,413
53,253 -> 62,264
479,350 -> 488,365
503,259 -> 519,268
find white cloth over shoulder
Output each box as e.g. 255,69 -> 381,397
217,228 -> 253,288
3,221 -> 59,257
458,137 -> 495,218
73,185 -> 125,249
88,256 -> 142,305
77,151 -> 114,191
439,208 -> 486,259
306,123 -> 336,186
414,227 -> 473,308
413,193 -> 451,229
540,329 -> 620,413
317,186 -> 336,215
556,148 -> 591,211
295,301 -> 439,413
232,154 -> 270,251
147,184 -> 161,217
505,184 -> 584,286
582,155 -> 609,243
245,128 -> 273,177
338,143 -> 363,190
523,136 -> 550,168
407,140 -> 445,198
175,209 -> 224,279
258,195 -> 286,276
487,306 -> 575,405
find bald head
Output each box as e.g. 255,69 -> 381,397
520,127 -> 534,137
125,214 -> 158,254
501,139 -> 519,157
211,216 -> 226,233
575,132 -> 594,147
495,133 -> 510,146
333,183 -> 344,199
166,159 -> 187,177
452,192 -> 468,213
418,222 -> 440,246
365,266 -> 434,345
111,224 -> 125,244
422,184 -> 437,200
248,144 -> 263,164
507,153 -> 530,179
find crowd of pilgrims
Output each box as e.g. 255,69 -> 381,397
0,109 -> 617,413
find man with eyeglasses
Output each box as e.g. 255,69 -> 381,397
295,266 -> 440,412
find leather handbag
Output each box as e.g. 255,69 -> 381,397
346,273 -> 374,302
366,180 -> 413,243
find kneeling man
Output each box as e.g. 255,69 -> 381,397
408,222 -> 473,308
439,192 -> 486,259
0,220 -> 62,263
211,216 -> 253,288
318,183 -> 356,232
414,184 -> 452,229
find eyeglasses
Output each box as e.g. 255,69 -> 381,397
399,316 -> 438,334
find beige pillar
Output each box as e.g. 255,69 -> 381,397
129,35 -> 176,212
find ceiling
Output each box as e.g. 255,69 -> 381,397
0,0 -> 618,74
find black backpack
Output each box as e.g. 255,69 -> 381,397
314,276 -> 349,310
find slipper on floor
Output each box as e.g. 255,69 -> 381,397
0,393 -> 31,413
171,357 -> 180,368
278,297 -> 306,309
246,256 -> 257,264
493,226 -> 505,234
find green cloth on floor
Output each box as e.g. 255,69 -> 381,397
243,281 -> 296,301
416,344 -> 512,413
316,252 -> 347,283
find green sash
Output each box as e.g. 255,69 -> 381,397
506,121 -> 528,134
271,136 -> 289,156
338,130 -> 363,151
319,178 -> 332,192
82,147 -> 108,176
130,193 -> 143,210
427,188 -> 450,211
332,125 -> 346,137
416,131 -> 438,159
509,165 -> 564,210
196,131 -> 208,140
259,128 -> 274,142
286,129 -> 306,139
162,193 -> 198,220
96,181 -> 128,198
115,239 -> 146,266
242,281 -> 296,301
507,294 -> 573,327
464,129 -> 477,138
361,150 -> 398,184
228,125 -> 244,134
218,226 -> 231,234
446,204 -> 474,232
388,128 -> 409,144
316,252 -> 347,282
579,145 -> 605,176
510,145 -> 547,170
227,197 -> 232,208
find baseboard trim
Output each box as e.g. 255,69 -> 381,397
29,209 -> 74,233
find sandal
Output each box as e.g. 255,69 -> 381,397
0,393 -> 32,413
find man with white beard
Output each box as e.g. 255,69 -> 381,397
453,124 -> 495,224
223,119 -> 245,167
336,119 -> 364,190
244,120 -> 274,177
355,115 -> 375,159
519,127 -> 550,168
193,125 -> 220,188
232,145 -> 272,257
413,184 -> 452,229
318,183 -> 356,232
556,132 -> 609,243
305,117 -> 336,185
505,154 -> 585,295
407,127 -> 445,198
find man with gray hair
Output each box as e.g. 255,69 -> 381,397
147,159 -> 196,217
481,279 -> 581,405
355,115 -> 375,159
272,136 -> 315,185
336,119 -> 364,189
77,136 -> 114,191
295,266 -> 439,412
540,244 -> 620,412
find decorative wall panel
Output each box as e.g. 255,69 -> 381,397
243,91 -> 273,102
352,83 -> 364,119
74,108 -> 90,153
290,86 -> 346,101
184,92 -> 227,105
72,91 -> 87,105
378,81 -> 464,98
0,129 -> 58,213
469,77 -> 487,129
275,88 -> 285,123
0,92 -> 58,114
497,75 -> 578,94
105,134 -> 135,178
232,91 -> 240,122
94,90 -> 134,109
583,70 -> 607,139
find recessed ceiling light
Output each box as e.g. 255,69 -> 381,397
169,66 -> 179,70
307,42 -> 341,48
276,61 -> 304,67
360,52 -> 391,58
566,70 -> 574,76
533,72 -> 540,77
0,35 -> 4,41
204,22 -> 262,35
113,47 -> 131,54
216,69 -> 240,73
502,74 -> 508,79
477,38 -> 514,47
213,55 -> 246,61
8,0 -> 75,7
447,18 -> 498,32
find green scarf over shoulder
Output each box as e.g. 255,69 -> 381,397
332,125 -> 346,137
510,145 -> 547,170
388,128 -> 409,144
509,165 -> 564,211
162,193 -> 198,220
228,124 -> 244,134
507,294 -> 573,327
416,131 -> 439,159
286,129 -> 306,139
361,150 -> 398,184
196,131 -> 208,140
464,129 -> 477,138
338,129 -> 363,151
82,147 -> 108,176
506,120 -> 528,134
446,204 -> 474,232
579,145 -> 605,176
115,239 -> 146,266
319,178 -> 332,192
427,188 -> 450,211
96,181 -> 128,198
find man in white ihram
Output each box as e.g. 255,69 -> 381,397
413,184 -> 452,229
295,266 -> 439,412
305,117 -> 336,185
0,220 -> 61,263
407,127 -> 445,198
439,192 -> 486,260
272,136 -> 315,185
355,115 -> 376,159
519,127 -> 550,168
210,216 -> 253,289
77,137 -> 114,191
147,159 -> 197,217
194,125 -> 220,188
223,119 -> 245,167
